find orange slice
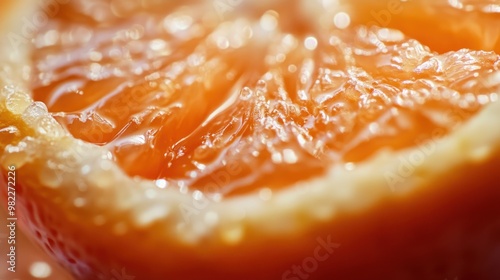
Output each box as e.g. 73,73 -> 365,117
1,0 -> 500,279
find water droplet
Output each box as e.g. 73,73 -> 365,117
30,261 -> 52,278
304,36 -> 318,50
193,190 -> 204,201
109,48 -> 122,60
344,162 -> 356,171
276,53 -> 286,63
189,171 -> 198,178
81,165 -> 91,175
149,39 -> 168,51
283,149 -> 298,164
193,145 -> 211,161
6,91 -> 31,115
271,152 -> 282,163
42,30 -> 59,47
216,37 -> 230,49
490,92 -> 498,102
256,80 -> 267,92
377,28 -> 405,43
89,50 -> 103,62
260,10 -> 279,31
164,13 -> 194,33
240,87 -> 253,100
368,122 -> 380,134
333,12 -> 351,29
155,179 -> 168,189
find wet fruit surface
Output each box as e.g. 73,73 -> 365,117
31,0 -> 499,196
0,1 -> 499,280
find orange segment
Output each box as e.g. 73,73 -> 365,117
32,1 -> 499,197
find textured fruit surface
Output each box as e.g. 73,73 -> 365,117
32,0 -> 500,196
0,0 -> 500,280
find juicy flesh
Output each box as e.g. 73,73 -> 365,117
31,0 -> 500,196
